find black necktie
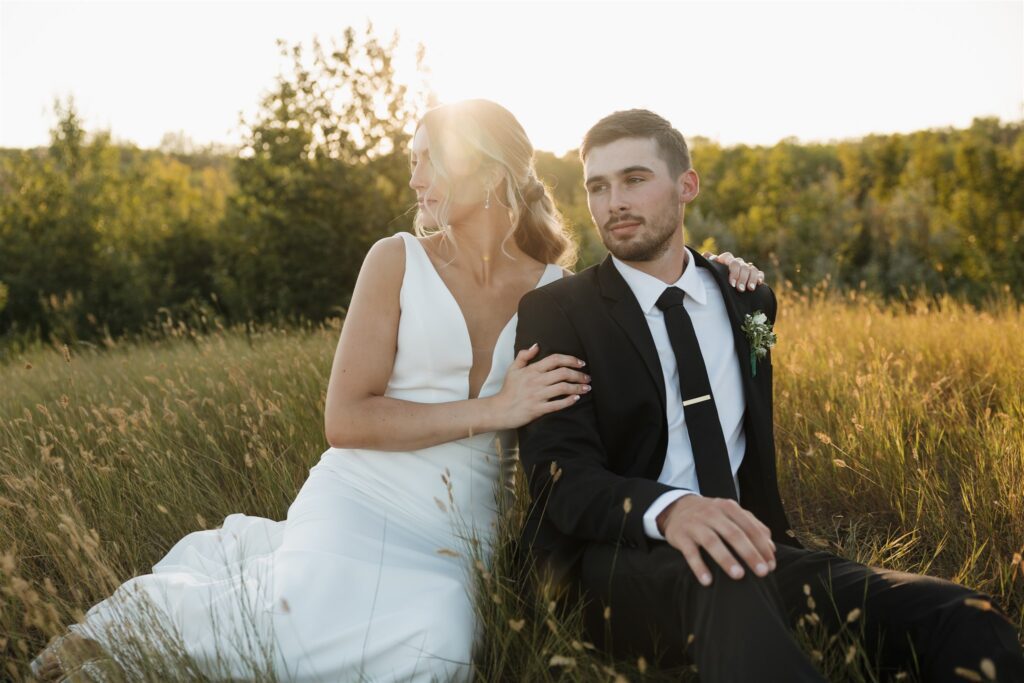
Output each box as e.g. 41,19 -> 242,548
655,286 -> 737,500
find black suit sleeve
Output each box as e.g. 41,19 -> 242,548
515,288 -> 675,550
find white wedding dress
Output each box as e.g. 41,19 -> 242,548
69,231 -> 564,682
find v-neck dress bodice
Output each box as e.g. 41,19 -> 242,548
70,231 -> 564,682
390,231 -> 560,402
328,231 -> 563,538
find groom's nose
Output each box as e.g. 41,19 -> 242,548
608,183 -> 630,213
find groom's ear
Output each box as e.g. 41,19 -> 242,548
677,168 -> 700,204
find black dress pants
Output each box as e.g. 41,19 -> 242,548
579,541 -> 1024,682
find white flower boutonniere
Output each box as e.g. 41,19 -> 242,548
741,311 -> 776,377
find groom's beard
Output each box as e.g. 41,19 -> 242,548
600,202 -> 682,262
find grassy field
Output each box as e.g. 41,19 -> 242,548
1,289 -> 1022,682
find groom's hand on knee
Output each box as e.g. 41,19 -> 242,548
657,495 -> 777,587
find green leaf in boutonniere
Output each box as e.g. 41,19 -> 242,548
741,310 -> 777,377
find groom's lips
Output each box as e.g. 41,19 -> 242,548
609,221 -> 642,235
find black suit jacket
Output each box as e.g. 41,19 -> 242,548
514,247 -> 799,585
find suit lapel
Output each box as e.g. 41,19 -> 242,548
691,249 -> 754,380
690,248 -> 769,444
597,256 -> 667,411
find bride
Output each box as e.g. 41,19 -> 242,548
31,99 -> 763,682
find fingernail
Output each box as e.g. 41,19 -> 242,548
769,560 -> 777,571
701,573 -> 712,585
578,359 -> 586,367
573,395 -> 580,401
730,279 -> 736,287
530,343 -> 538,350
756,563 -> 768,575
730,565 -> 743,579
582,385 -> 591,392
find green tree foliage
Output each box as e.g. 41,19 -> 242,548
213,26 -> 422,324
0,98 -> 234,352
685,121 -> 1024,297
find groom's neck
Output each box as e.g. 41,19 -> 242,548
622,235 -> 689,285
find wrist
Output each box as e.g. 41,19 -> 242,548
656,500 -> 676,536
471,395 -> 505,433
657,494 -> 698,535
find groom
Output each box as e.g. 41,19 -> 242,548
514,109 -> 1024,680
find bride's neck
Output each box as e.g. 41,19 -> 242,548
439,215 -> 530,284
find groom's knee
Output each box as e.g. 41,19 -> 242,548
580,543 -> 786,641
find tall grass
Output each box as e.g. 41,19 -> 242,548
1,290 -> 1021,681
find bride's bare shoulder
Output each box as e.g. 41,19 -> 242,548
367,233 -> 407,260
358,234 -> 406,276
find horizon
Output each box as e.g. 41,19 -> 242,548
2,109 -> 1018,157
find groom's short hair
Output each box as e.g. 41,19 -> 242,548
580,109 -> 692,178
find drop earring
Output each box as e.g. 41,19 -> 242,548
484,189 -> 491,209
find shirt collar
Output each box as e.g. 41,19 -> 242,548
611,248 -> 708,314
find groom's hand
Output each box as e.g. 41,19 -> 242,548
657,495 -> 777,586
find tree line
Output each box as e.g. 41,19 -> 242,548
1,27 -> 1021,358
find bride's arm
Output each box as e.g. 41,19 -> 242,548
324,236 -> 588,452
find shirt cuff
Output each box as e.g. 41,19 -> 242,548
643,489 -> 697,540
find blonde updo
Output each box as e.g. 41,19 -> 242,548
413,99 -> 577,269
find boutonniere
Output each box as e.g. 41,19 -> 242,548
741,311 -> 776,377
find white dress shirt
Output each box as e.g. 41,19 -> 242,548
610,252 -> 747,540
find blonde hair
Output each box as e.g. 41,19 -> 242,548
413,99 -> 577,269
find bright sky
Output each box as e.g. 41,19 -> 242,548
1,0 -> 1021,154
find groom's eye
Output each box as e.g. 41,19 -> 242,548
587,183 -> 607,193
627,176 -> 645,184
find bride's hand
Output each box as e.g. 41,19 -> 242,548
494,344 -> 591,428
703,251 -> 765,291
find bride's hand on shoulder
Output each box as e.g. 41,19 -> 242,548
703,250 -> 765,291
493,344 -> 591,428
